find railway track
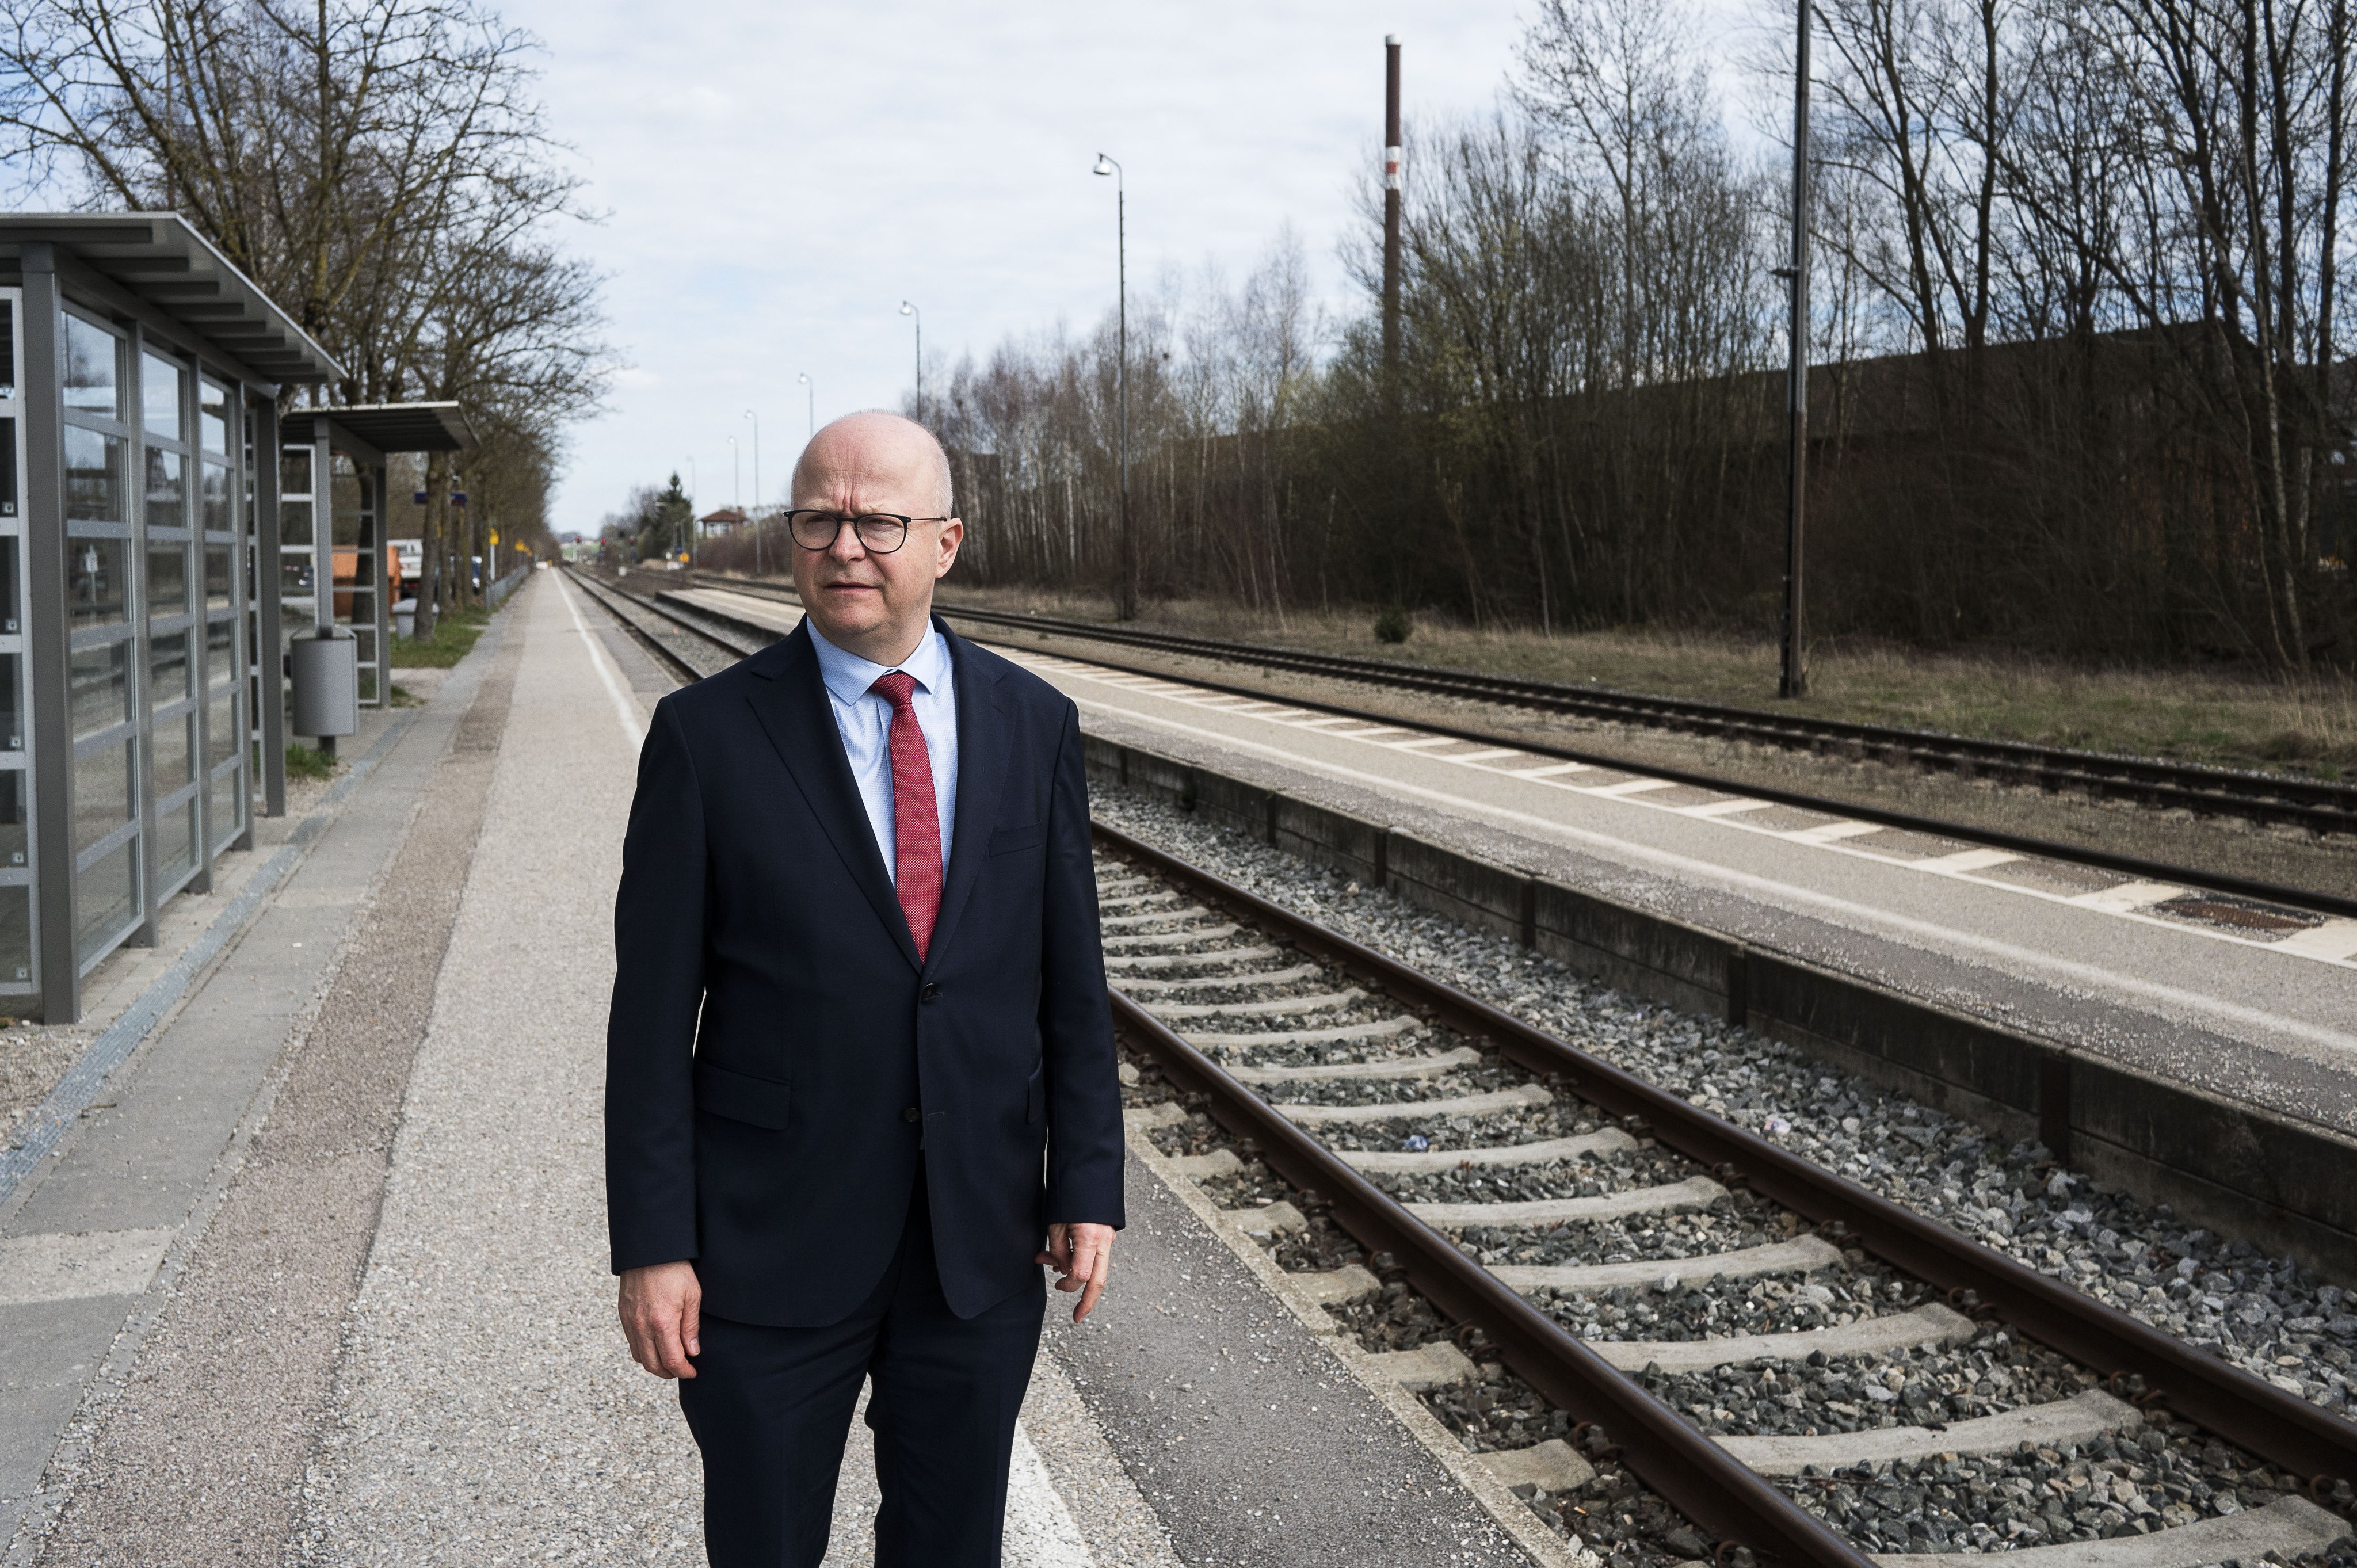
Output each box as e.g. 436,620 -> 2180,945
569,564 -> 2357,924
677,570 -> 2357,842
1094,822 -> 2357,1568
565,565 -> 2357,1567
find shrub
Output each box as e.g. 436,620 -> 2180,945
1373,605 -> 1413,644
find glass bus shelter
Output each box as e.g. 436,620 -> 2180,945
0,215 -> 340,1023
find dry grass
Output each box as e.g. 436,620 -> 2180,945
933,581 -> 2357,779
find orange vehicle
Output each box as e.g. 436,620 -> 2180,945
331,543 -> 407,619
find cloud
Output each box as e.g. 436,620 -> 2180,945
498,0 -> 1557,527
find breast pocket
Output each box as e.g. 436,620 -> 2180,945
990,823 -> 1045,857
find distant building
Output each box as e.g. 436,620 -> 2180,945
700,506 -> 749,533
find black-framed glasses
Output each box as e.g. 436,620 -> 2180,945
784,509 -> 948,554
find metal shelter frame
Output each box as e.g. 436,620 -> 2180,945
277,403 -> 476,730
0,214 -> 340,1023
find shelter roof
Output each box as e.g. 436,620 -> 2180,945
0,212 -> 342,385
283,403 -> 478,455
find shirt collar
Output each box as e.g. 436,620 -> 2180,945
806,616 -> 951,708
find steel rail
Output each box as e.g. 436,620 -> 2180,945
1111,991 -> 1877,1568
1093,819 -> 2357,1495
649,574 -> 2357,922
686,571 -> 2357,837
567,569 -> 757,679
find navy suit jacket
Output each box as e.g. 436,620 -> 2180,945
605,615 -> 1124,1325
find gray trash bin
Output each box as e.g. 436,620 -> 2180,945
289,625 -> 358,750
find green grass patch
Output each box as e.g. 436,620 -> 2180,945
939,582 -> 2357,777
285,743 -> 338,782
390,605 -> 493,669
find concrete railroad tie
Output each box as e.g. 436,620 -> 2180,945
1100,922 -> 1241,952
1862,1497 -> 2350,1568
1115,963 -> 1322,994
1279,1084 -> 1553,1126
1585,1303 -> 1977,1372
1186,1016 -> 1424,1050
1405,1174 -> 1726,1227
1144,988 -> 1363,1019
1226,1047 -> 1481,1085
1340,1130 -> 1637,1173
1490,1235 -> 1845,1293
1722,1388 -> 2141,1475
1103,944 -> 1282,973
1099,904 -> 1212,930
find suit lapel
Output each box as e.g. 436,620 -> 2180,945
744,624 -> 922,972
923,622 -> 1009,975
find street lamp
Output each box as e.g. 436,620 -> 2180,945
798,372 -> 815,440
899,302 -> 922,425
742,408 -> 763,577
684,456 -> 698,564
1093,152 -> 1135,620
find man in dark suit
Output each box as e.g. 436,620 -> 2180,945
605,410 -> 1124,1566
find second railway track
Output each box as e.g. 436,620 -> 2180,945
566,564 -> 2357,1568
568,564 -> 2357,924
678,569 -> 2357,842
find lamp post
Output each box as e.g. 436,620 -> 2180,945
742,408 -> 763,577
798,372 -> 815,440
899,302 -> 922,425
1092,151 -> 1135,621
684,456 -> 698,564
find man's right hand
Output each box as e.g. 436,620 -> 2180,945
619,1260 -> 703,1379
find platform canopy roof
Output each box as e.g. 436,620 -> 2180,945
281,402 -> 478,455
0,212 -> 342,386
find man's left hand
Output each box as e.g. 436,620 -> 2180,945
1036,1223 -> 1116,1323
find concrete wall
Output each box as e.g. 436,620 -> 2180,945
1082,733 -> 2357,1284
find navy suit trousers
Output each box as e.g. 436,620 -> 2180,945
678,1174 -> 1046,1567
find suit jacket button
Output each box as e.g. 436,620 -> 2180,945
921,982 -> 940,1003
902,1106 -> 921,1123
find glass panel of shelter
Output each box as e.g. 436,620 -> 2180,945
143,345 -> 203,900
202,376 -> 243,857
60,306 -> 140,973
0,292 -> 31,989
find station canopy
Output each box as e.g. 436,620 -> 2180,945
283,402 -> 479,456
0,212 -> 341,386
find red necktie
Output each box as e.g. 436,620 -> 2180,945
868,671 -> 941,962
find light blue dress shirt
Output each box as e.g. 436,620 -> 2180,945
806,619 -> 958,888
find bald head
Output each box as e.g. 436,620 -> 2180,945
791,410 -> 954,518
785,409 -> 966,666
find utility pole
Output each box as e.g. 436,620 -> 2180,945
1777,0 -> 1811,700
1382,35 -> 1403,384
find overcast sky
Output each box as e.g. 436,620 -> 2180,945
501,0 -> 1559,535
